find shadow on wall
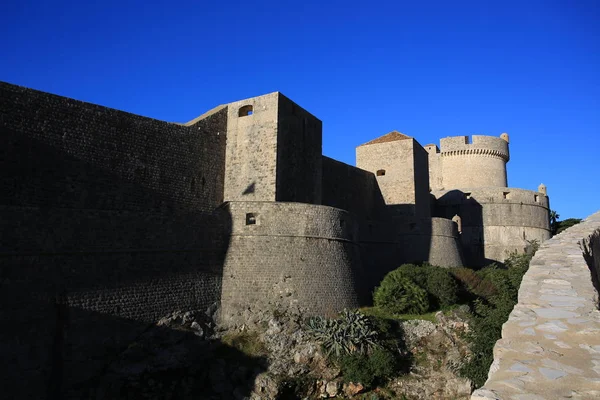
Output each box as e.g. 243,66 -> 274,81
581,229 -> 600,308
434,190 -> 493,268
0,120 -> 242,397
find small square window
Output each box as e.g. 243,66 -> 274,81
376,169 -> 386,176
245,213 -> 257,225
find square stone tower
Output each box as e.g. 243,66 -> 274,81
224,92 -> 323,204
356,131 -> 430,218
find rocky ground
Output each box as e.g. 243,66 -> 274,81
82,303 -> 474,399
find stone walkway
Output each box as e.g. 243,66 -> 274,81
472,211 -> 600,400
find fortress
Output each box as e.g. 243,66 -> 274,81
0,82 -> 552,397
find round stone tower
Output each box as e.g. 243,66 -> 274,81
439,134 -> 509,189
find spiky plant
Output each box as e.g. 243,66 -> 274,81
306,309 -> 379,357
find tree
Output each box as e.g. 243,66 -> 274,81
556,218 -> 582,234
549,210 -> 560,236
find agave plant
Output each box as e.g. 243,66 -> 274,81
306,309 -> 379,357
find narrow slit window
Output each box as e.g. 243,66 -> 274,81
376,169 -> 386,176
245,213 -> 256,225
534,195 -> 539,203
238,105 -> 253,117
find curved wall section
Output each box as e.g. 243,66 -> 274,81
428,218 -> 464,267
434,188 -> 550,266
439,135 -> 509,189
472,211 -> 600,400
220,201 -> 363,324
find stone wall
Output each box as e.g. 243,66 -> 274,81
356,137 -> 429,217
472,211 -> 600,400
219,201 -> 363,323
276,94 -> 323,204
321,156 -> 386,221
224,93 -> 279,201
0,81 -> 229,398
434,187 -> 551,266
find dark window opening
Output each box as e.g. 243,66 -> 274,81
464,192 -> 472,200
534,195 -> 539,203
503,191 -> 510,199
376,169 -> 386,176
340,219 -> 345,228
238,105 -> 253,117
245,213 -> 257,225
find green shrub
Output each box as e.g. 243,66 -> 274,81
450,267 -> 498,302
374,271 -> 429,315
338,347 -> 397,388
422,266 -> 459,308
306,309 -> 379,357
394,264 -> 459,310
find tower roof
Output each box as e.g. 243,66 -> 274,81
358,131 -> 412,147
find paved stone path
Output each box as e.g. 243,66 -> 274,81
472,211 -> 600,400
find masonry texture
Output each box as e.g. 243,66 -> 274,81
1,81 -> 553,398
472,211 -> 600,400
0,82 -> 229,398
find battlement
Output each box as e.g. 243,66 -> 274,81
434,187 -> 550,208
439,134 -> 509,162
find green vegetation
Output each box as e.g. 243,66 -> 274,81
337,347 -> 398,388
359,306 -> 438,323
550,209 -> 582,236
306,309 -> 407,389
556,218 -> 582,234
374,264 -> 459,314
306,309 -> 379,357
457,243 -> 538,387
373,270 -> 429,315
366,247 -> 538,389
306,243 -> 539,391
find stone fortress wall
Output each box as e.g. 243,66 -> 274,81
0,81 -> 230,398
472,211 -> 600,400
219,201 -> 363,323
434,187 -> 551,266
0,80 -> 556,398
424,131 -> 551,266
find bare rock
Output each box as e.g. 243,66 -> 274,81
344,381 -> 365,397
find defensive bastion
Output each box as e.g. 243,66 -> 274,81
1,81 -> 554,398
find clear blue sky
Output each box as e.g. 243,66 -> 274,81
2,0 -> 598,219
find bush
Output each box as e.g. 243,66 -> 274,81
306,309 -> 379,357
337,347 -> 397,388
394,264 -> 459,310
423,266 -> 459,308
374,271 -> 429,315
450,267 -> 498,302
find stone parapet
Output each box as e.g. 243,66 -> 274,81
472,211 -> 600,399
440,135 -> 510,162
